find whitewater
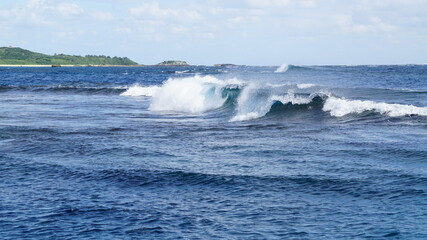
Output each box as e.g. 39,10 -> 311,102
121,74 -> 427,121
1,65 -> 427,239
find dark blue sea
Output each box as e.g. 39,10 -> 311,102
1,65 -> 426,239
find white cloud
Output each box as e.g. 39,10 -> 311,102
335,14 -> 396,33
300,0 -> 316,8
0,5 -> 53,27
171,26 -> 188,33
335,14 -> 352,27
370,17 -> 396,32
91,11 -> 115,21
0,0 -> 85,28
247,0 -> 291,7
27,12 -> 55,26
228,16 -> 245,24
57,31 -> 75,38
1,0 -> 426,65
26,0 -> 50,9
199,32 -> 216,39
0,9 -> 13,19
114,27 -> 132,34
57,3 -> 84,16
130,2 -> 201,22
25,0 -> 83,16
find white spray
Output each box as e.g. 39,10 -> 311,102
275,64 -> 289,73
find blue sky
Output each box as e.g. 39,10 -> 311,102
0,0 -> 426,65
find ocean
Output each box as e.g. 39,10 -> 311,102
0,65 -> 426,239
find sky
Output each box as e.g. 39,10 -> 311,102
0,0 -> 426,65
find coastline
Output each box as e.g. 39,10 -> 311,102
0,64 -> 197,67
0,64 -> 54,67
0,64 -> 145,67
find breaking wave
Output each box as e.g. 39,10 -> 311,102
231,88 -> 326,121
275,64 -> 289,73
274,64 -> 309,73
323,97 -> 427,117
149,76 -> 227,113
120,85 -> 160,97
120,75 -> 427,121
297,83 -> 316,89
127,75 -> 243,114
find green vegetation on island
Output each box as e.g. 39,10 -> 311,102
0,47 -> 138,66
156,60 -> 189,66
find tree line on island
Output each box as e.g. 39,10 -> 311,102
0,47 -> 137,66
0,47 -> 239,67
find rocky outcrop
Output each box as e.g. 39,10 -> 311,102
213,63 -> 238,67
156,60 -> 189,66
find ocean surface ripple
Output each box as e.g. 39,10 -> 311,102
1,65 -> 427,239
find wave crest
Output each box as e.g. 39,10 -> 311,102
120,85 -> 160,97
323,97 -> 427,117
120,75 -> 427,121
149,75 -> 243,114
231,88 -> 323,121
275,64 -> 289,73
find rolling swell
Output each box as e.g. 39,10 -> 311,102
76,169 -> 427,200
4,73 -> 424,122
5,157 -> 425,201
0,85 -> 126,95
2,66 -> 427,239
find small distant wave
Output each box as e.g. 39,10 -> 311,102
323,97 -> 427,117
297,83 -> 316,89
175,70 -> 190,74
275,64 -> 289,73
173,68 -> 225,75
274,64 -> 313,73
392,88 -> 427,94
120,85 -> 160,97
0,85 -> 126,95
265,83 -> 317,89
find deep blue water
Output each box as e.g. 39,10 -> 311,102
1,65 -> 426,239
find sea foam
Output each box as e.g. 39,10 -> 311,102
120,85 -> 160,97
271,91 -> 314,105
323,96 -> 427,117
297,83 -> 316,89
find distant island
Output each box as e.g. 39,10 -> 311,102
0,47 -> 229,67
155,60 -> 189,66
214,63 -> 238,67
0,47 -> 138,66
